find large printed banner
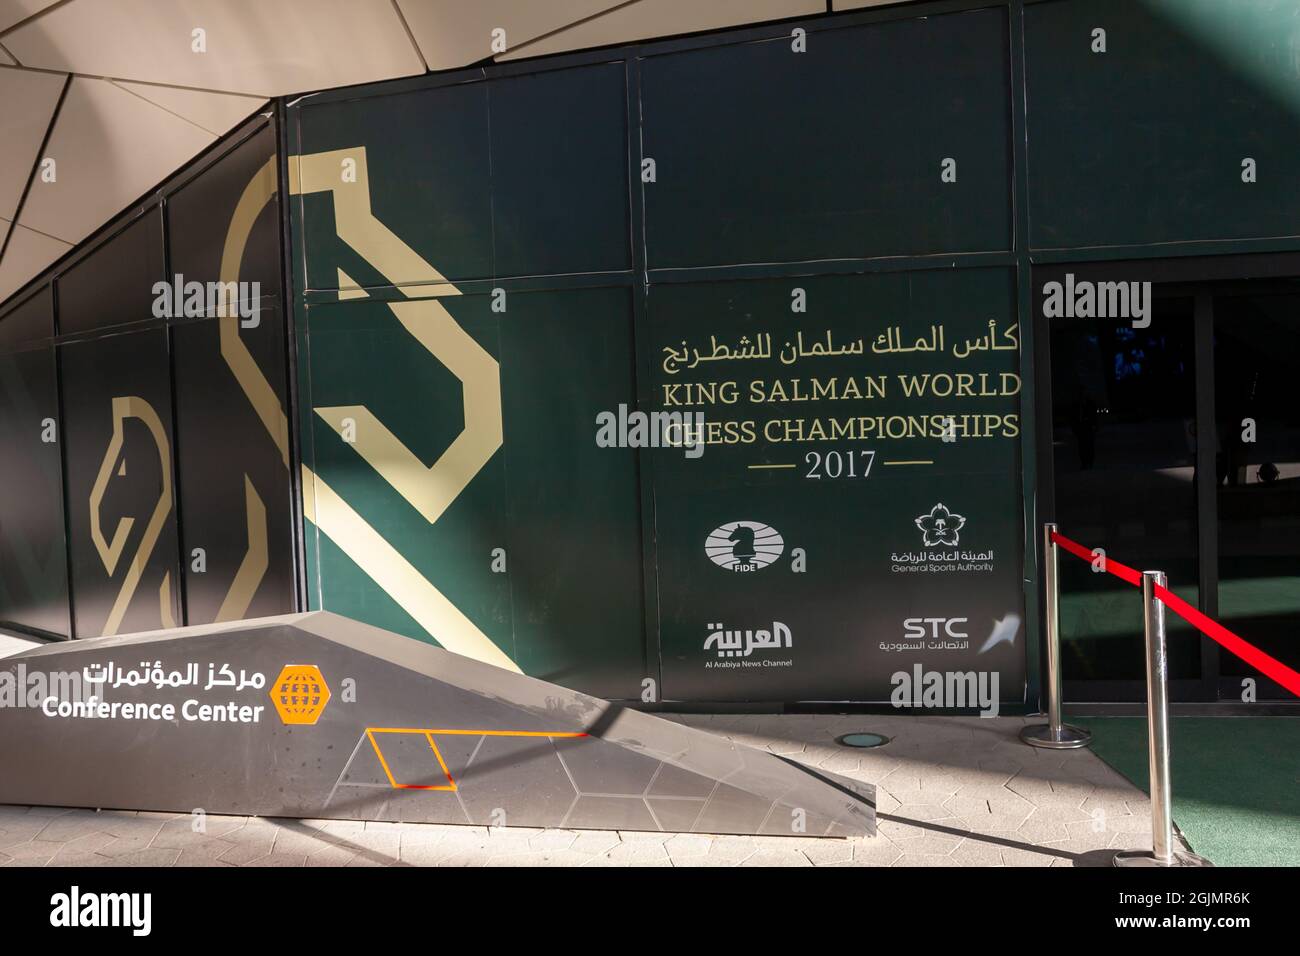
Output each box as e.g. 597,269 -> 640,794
649,269 -> 1025,702
287,27 -> 1025,704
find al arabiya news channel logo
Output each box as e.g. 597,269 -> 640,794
891,502 -> 995,574
705,520 -> 785,572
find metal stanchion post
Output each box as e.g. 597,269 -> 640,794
1114,571 -> 1211,867
1022,523 -> 1092,749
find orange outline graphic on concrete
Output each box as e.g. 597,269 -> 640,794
364,728 -> 588,792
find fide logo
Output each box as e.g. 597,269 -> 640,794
269,665 -> 331,725
705,520 -> 785,571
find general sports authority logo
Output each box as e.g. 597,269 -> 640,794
269,665 -> 331,725
915,503 -> 965,547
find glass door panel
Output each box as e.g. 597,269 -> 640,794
1213,293 -> 1300,698
1051,298 -> 1201,686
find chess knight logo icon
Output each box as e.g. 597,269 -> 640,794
915,503 -> 966,547
705,520 -> 785,571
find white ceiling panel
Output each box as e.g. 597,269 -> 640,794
112,80 -> 267,137
0,0 -> 872,310
3,0 -> 424,96
0,632 -> 41,658
0,219 -> 70,303
0,0 -> 59,35
17,76 -> 214,246
396,0 -> 625,71
832,0 -> 907,9
0,66 -> 64,220
499,0 -> 824,61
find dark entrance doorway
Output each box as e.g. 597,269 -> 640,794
1211,290 -> 1300,700
1036,257 -> 1300,704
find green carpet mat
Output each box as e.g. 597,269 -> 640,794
1078,716 -> 1300,867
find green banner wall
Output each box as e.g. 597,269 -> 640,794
286,4 -> 1029,704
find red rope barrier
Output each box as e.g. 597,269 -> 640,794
1049,530 -> 1142,586
1049,529 -> 1300,699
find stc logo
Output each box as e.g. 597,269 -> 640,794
904,617 -> 969,641
705,521 -> 784,571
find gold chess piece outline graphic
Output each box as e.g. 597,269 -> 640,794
88,396 -> 174,635
217,148 -> 515,671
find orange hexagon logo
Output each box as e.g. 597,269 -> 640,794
269,665 -> 331,725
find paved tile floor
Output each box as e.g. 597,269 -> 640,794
0,713 -> 1185,867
